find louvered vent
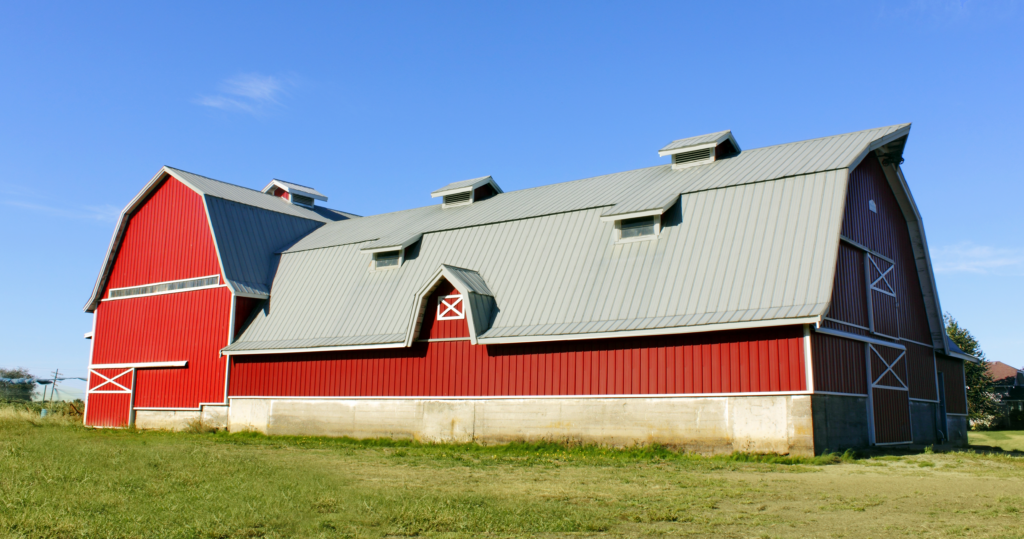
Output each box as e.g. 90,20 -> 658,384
443,191 -> 472,206
672,148 -> 713,165
292,194 -> 315,207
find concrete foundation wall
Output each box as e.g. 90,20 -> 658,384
228,395 -> 815,456
134,405 -> 228,431
811,394 -> 869,452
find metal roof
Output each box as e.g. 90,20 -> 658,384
659,130 -> 734,153
284,124 -> 909,255
167,168 -> 335,222
227,162 -> 850,352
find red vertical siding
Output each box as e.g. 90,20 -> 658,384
273,188 -> 289,200
419,280 -> 471,340
935,357 -> 968,414
871,388 -> 913,444
104,178 -> 221,294
811,333 -> 867,395
93,287 -> 232,408
84,368 -> 134,427
229,327 -> 806,397
905,343 -> 938,401
824,243 -> 869,333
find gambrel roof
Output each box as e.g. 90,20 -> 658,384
84,167 -> 355,311
224,123 -> 949,355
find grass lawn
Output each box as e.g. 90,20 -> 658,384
970,430 -> 1024,453
2,408 -> 1023,538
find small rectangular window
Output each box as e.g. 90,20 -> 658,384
374,251 -> 400,269
619,216 -> 657,239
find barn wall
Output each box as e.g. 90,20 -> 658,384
103,178 -> 221,294
935,357 -> 968,415
230,326 -> 807,398
812,333 -> 867,395
92,287 -> 232,409
419,281 -> 471,340
84,368 -> 134,427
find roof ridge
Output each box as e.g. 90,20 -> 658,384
165,166 -> 268,196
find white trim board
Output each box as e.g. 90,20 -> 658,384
229,390 -> 814,401
813,327 -> 906,350
89,361 -> 188,369
223,342 -> 405,356
478,317 -> 822,345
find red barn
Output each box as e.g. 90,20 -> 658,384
83,125 -> 976,454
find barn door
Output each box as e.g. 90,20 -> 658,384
866,253 -> 899,339
84,367 -> 135,428
866,344 -> 912,445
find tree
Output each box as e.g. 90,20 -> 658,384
944,313 -> 1000,425
0,367 -> 35,401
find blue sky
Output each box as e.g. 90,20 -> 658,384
2,1 -> 1022,399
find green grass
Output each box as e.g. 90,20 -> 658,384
970,430 -> 1024,452
2,407 -> 1024,538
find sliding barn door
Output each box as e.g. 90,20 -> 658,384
866,343 -> 912,445
84,367 -> 135,427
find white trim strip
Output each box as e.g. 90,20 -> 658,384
874,440 -> 912,446
102,284 -> 227,302
87,390 -> 132,394
899,337 -> 935,349
229,390 -> 814,401
478,317 -> 822,345
90,361 -> 188,369
909,397 -> 939,403
107,274 -> 220,293
946,413 -> 968,417
871,384 -> 909,392
814,327 -> 906,350
416,337 -> 471,342
823,317 -> 871,332
224,342 -> 405,356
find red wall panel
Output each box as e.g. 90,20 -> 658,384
419,280 -> 470,340
104,178 -> 221,294
905,343 -> 937,401
93,287 -> 232,408
825,243 -> 869,333
230,327 -> 807,397
84,393 -> 132,428
872,388 -> 912,444
234,297 -> 264,340
811,333 -> 867,395
935,357 -> 968,414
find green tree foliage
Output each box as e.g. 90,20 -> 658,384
0,367 -> 35,401
944,314 -> 1000,424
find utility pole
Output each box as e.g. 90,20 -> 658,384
48,369 -> 59,404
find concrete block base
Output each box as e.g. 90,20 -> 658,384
134,405 -> 229,431
227,395 -> 815,456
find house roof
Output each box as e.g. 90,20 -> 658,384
987,361 -> 1022,384
84,167 -> 356,311
225,123 -> 916,354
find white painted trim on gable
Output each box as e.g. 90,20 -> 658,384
804,324 -> 815,393
260,179 -> 328,201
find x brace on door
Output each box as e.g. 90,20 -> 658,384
869,344 -> 908,391
88,368 -> 133,393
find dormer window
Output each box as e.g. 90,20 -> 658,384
262,179 -> 328,208
431,176 -> 503,209
659,130 -> 741,171
374,250 -> 401,269
620,216 -> 657,239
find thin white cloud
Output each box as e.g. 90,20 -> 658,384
196,74 -> 287,114
2,200 -> 121,222
931,241 -> 1024,275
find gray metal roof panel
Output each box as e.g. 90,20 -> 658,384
205,196 -> 325,298
269,179 -> 327,199
232,167 -> 849,350
286,125 -> 907,255
431,176 -> 494,195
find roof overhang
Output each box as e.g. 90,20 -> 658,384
600,194 -> 679,221
261,179 -> 328,202
658,131 -> 741,157
360,234 -> 423,253
430,176 -> 503,198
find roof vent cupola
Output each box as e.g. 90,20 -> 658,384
659,130 -> 740,170
262,179 -> 328,209
431,176 -> 503,209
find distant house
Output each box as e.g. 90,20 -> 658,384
82,124 -> 976,454
987,361 -> 1024,428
